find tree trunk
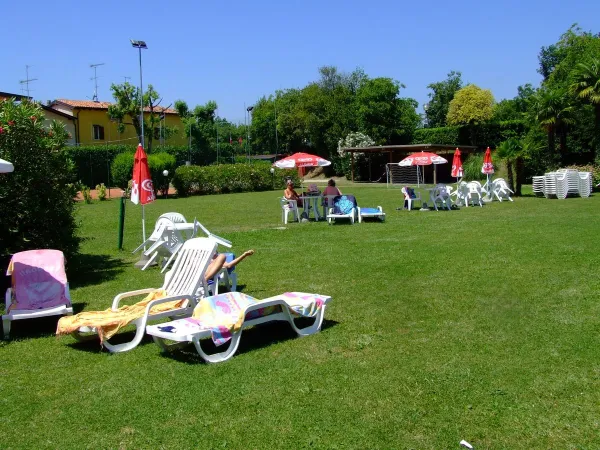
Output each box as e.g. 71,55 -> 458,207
547,127 -> 556,158
506,160 -> 515,193
593,104 -> 600,161
469,124 -> 476,146
515,157 -> 524,197
559,125 -> 567,163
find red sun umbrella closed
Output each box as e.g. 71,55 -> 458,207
451,148 -> 463,179
481,147 -> 494,200
131,144 -> 155,250
481,147 -> 494,175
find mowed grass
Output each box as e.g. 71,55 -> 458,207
2,184 -> 600,449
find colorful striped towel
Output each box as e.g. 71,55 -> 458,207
189,291 -> 327,346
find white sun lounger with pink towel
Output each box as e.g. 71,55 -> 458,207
3,249 -> 73,338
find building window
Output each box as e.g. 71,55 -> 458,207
92,125 -> 105,140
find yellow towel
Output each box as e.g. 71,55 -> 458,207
56,290 -> 185,344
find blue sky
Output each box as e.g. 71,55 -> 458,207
2,0 -> 599,124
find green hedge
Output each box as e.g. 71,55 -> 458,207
172,162 -> 301,197
413,121 -> 527,147
65,144 -> 189,187
111,152 -> 176,194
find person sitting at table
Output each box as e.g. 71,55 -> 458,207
204,250 -> 255,283
322,179 -> 342,208
322,179 -> 342,197
284,180 -> 303,207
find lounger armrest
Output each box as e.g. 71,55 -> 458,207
143,294 -> 194,316
5,287 -> 12,309
112,288 -> 157,310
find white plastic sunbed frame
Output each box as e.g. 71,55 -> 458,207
71,238 -> 217,353
146,294 -> 332,363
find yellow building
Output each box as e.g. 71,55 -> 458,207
49,99 -> 186,147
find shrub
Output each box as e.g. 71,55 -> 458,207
65,144 -> 189,187
0,99 -> 79,261
95,183 -> 107,201
172,162 -> 301,197
148,153 -> 176,196
111,152 -> 176,195
462,153 -> 488,181
111,151 -> 135,189
82,186 -> 93,203
412,121 -> 526,147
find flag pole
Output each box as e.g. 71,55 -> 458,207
142,204 -> 146,251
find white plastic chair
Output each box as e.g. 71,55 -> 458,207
71,238 -> 218,353
280,197 -> 300,224
141,218 -> 186,272
401,187 -> 421,211
465,182 -> 483,207
492,179 -> 514,202
432,185 -> 452,211
3,250 -> 73,339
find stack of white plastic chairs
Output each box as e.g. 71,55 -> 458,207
535,169 -> 592,199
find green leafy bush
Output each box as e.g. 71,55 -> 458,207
65,144 -> 189,187
172,162 -> 300,197
82,186 -> 93,203
413,121 -> 526,147
111,152 -> 176,195
95,183 -> 107,201
111,152 -> 135,189
0,100 -> 79,260
462,154 -> 488,181
148,153 -> 176,196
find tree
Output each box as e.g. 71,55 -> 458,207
174,99 -> 218,164
424,71 -> 463,128
446,84 -> 495,144
495,137 -> 537,196
0,100 -> 79,262
570,58 -> 600,139
530,88 -> 574,160
107,82 -> 175,152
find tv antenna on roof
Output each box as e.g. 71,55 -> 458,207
90,63 -> 105,102
123,76 -> 131,83
19,65 -> 37,98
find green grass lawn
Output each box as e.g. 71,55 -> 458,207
2,185 -> 600,449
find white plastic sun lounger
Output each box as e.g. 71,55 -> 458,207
146,291 -> 332,363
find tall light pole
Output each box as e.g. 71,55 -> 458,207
246,105 -> 254,160
130,40 -> 148,147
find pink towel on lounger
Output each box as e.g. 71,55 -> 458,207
7,249 -> 70,312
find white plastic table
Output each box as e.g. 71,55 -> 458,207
299,195 -> 323,221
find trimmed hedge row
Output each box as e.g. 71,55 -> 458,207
413,120 -> 527,147
64,144 -> 193,187
111,152 -> 176,194
172,162 -> 301,197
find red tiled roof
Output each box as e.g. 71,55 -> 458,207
53,99 -> 178,114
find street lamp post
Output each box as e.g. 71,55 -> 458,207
130,40 -> 148,147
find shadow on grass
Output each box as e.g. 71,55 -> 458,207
3,310 -> 85,341
162,318 -> 339,365
67,253 -> 127,289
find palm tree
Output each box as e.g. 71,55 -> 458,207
570,58 -> 600,156
531,88 -> 574,162
496,138 -> 537,196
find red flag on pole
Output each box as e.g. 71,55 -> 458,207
131,144 -> 155,205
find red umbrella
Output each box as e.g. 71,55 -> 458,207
481,147 -> 494,200
273,152 -> 331,169
131,144 -> 155,250
451,148 -> 463,179
398,151 -> 447,167
481,147 -> 494,175
131,144 -> 155,205
398,151 -> 447,186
